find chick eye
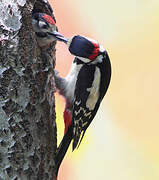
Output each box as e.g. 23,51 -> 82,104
39,20 -> 48,29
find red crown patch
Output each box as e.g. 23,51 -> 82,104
42,14 -> 55,25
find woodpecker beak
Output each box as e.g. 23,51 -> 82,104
48,31 -> 68,43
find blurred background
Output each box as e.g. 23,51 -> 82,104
50,0 -> 159,179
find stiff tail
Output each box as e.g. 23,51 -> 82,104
76,130 -> 86,149
55,125 -> 73,177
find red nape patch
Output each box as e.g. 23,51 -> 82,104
89,42 -> 100,60
64,108 -> 72,134
42,14 -> 55,25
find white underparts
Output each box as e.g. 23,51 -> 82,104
64,63 -> 83,103
86,67 -> 101,110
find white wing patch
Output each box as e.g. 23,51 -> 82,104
86,67 -> 101,110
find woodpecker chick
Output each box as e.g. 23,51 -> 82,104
32,13 -> 58,46
55,34 -> 111,175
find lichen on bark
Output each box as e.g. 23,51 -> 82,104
0,0 -> 57,179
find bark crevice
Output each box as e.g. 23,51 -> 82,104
0,0 -> 57,179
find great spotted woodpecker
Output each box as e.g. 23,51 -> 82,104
32,13 -> 111,176
54,34 -> 111,175
32,13 -> 67,46
32,13 -> 56,46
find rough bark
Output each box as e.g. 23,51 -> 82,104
0,0 -> 57,179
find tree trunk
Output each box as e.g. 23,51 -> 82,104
0,0 -> 57,179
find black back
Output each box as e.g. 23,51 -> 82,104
72,51 -> 111,149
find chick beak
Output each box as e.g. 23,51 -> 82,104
48,31 -> 68,43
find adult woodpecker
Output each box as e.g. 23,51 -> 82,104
54,34 -> 111,175
32,13 -> 111,175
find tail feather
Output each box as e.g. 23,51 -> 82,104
72,130 -> 86,151
72,126 -> 81,151
76,130 -> 86,149
55,126 -> 73,177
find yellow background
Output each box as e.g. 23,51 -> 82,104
50,0 -> 159,179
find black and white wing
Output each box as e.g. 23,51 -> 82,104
72,63 -> 101,150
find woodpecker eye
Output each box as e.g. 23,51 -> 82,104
39,20 -> 48,29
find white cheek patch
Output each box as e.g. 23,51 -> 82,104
39,21 -> 47,28
86,67 -> 101,110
